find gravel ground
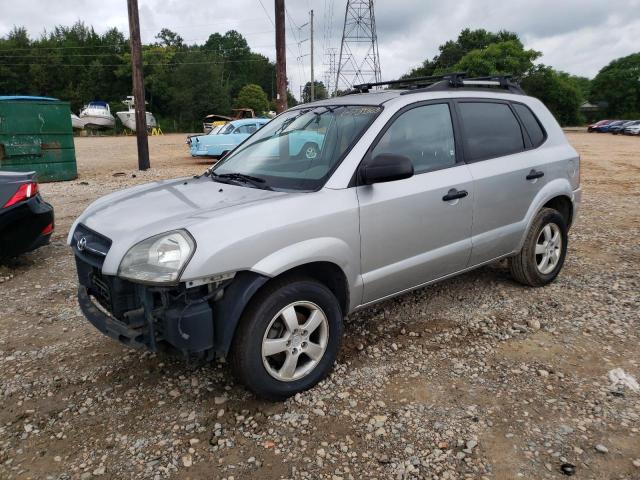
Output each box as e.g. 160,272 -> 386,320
0,132 -> 639,480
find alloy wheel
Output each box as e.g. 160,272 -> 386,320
535,222 -> 562,275
261,301 -> 329,382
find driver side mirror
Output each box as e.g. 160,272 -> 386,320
359,153 -> 414,185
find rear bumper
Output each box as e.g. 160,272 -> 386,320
0,196 -> 54,258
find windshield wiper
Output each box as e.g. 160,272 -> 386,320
211,172 -> 273,190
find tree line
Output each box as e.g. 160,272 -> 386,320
0,23 -> 294,132
1,23 -> 638,129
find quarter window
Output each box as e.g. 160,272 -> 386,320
372,103 -> 456,174
512,103 -> 546,147
458,102 -> 524,161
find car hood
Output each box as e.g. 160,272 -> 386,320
68,176 -> 287,265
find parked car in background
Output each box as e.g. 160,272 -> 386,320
587,119 -> 611,132
0,171 -> 54,260
594,120 -> 624,133
189,118 -> 270,158
69,74 -> 581,400
624,122 -> 640,135
610,120 -> 639,135
202,108 -> 256,133
185,124 -> 223,146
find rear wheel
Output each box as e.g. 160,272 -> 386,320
509,208 -> 568,287
230,276 -> 343,400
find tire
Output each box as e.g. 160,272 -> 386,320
509,208 -> 568,287
230,276 -> 343,400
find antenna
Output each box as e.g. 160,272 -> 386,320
335,0 -> 381,95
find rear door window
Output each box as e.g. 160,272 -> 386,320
458,102 -> 524,162
512,103 -> 546,147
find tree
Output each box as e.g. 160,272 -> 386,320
521,65 -> 582,125
403,28 -> 521,78
302,81 -> 328,103
590,53 -> 640,117
155,28 -> 183,48
235,84 -> 270,114
401,28 -> 586,125
450,40 -> 540,79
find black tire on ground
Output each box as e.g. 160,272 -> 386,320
230,276 -> 343,400
509,208 -> 568,287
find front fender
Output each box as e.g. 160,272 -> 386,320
250,237 -> 358,288
517,178 -> 577,251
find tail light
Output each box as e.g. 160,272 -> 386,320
41,223 -> 54,235
2,182 -> 38,208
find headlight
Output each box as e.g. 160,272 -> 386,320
118,230 -> 195,284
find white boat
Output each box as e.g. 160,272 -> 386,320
115,96 -> 157,132
70,113 -> 84,130
79,101 -> 115,129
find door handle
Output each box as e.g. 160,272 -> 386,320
526,169 -> 544,180
442,188 -> 468,202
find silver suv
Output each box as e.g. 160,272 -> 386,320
69,75 -> 581,400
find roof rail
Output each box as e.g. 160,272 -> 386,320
350,73 -> 525,95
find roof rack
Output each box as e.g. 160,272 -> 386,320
350,73 -> 525,95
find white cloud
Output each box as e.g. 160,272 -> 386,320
1,0 -> 639,98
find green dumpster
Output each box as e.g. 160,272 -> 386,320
0,96 -> 77,182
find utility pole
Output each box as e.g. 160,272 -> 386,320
274,0 -> 288,113
310,9 -> 315,102
127,0 -> 150,170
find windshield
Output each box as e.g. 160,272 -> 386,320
211,105 -> 381,191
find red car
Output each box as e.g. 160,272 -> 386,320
587,119 -> 611,132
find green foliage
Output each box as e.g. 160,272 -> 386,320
287,90 -> 299,107
235,84 -> 269,115
520,65 -> 583,126
401,28 -> 592,125
449,41 -> 540,79
0,23 -> 277,131
590,53 -> 640,117
403,28 -> 522,78
301,81 -> 328,103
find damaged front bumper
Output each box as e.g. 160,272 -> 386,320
71,223 -> 269,359
75,256 -> 217,357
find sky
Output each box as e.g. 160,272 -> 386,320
2,0 -> 639,100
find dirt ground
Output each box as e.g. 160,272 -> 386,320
0,132 -> 638,480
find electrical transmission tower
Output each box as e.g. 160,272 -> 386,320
335,0 -> 381,94
324,48 -> 338,95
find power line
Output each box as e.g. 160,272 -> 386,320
256,0 -> 276,27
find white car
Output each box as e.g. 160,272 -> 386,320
623,122 -> 640,135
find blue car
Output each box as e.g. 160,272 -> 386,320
594,120 -> 624,133
190,118 -> 270,158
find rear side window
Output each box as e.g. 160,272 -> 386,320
458,102 -> 524,162
512,103 -> 546,147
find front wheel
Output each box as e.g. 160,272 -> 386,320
230,277 -> 343,400
509,208 -> 568,287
